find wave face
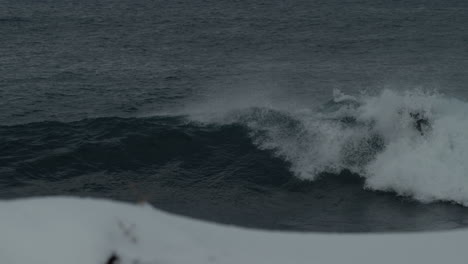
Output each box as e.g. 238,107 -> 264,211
185,89 -> 468,206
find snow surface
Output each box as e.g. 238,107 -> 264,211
1,197 -> 467,264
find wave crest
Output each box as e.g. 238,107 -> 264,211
187,89 -> 468,206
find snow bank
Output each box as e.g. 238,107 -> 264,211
1,197 -> 467,264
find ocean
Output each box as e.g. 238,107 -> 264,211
2,0 -> 468,232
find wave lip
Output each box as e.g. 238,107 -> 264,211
186,88 -> 468,206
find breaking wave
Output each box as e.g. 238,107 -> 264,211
186,89 -> 468,206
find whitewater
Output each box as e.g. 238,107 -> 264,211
184,89 -> 468,206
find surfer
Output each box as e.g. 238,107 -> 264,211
409,112 -> 431,135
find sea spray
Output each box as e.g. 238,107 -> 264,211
186,89 -> 468,205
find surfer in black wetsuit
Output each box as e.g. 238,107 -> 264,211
409,112 -> 431,135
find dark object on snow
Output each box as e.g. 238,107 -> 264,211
409,112 -> 431,135
106,254 -> 119,264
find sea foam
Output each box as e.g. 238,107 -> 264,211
185,89 -> 468,206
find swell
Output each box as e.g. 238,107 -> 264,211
0,116 -> 294,189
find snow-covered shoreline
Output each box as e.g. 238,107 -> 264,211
1,197 -> 467,264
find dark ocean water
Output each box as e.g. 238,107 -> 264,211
2,0 -> 468,232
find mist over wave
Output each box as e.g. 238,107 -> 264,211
184,89 -> 468,206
